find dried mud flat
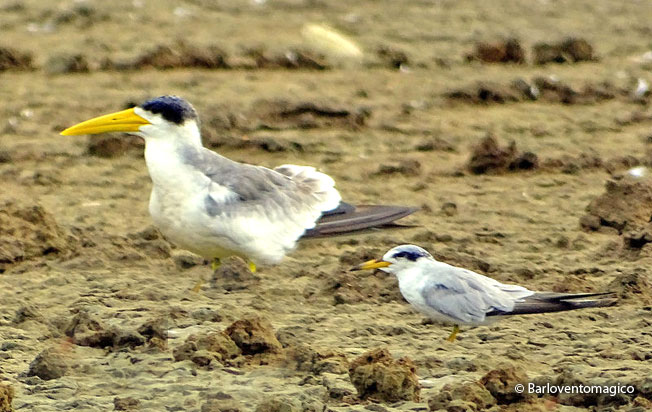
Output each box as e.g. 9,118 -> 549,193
2,0 -> 652,411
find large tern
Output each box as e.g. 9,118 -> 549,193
352,244 -> 616,342
61,96 -> 417,271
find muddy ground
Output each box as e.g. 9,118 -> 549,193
1,0 -> 652,411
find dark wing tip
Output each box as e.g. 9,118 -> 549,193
302,203 -> 418,238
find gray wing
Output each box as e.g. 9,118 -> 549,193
182,146 -> 340,215
421,265 -> 533,324
179,145 -> 341,263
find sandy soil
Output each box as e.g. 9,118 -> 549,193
1,0 -> 652,411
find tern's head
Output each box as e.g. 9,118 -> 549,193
350,244 -> 433,275
60,95 -> 201,144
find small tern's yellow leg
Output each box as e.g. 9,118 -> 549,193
446,325 -> 460,342
211,258 -> 221,272
248,261 -> 257,273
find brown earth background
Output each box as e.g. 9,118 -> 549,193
1,0 -> 652,411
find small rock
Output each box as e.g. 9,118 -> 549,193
348,348 -> 420,402
27,347 -> 69,380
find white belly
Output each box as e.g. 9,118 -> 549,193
149,185 -> 242,260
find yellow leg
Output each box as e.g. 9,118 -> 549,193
447,325 -> 460,342
248,261 -> 257,273
211,258 -> 222,272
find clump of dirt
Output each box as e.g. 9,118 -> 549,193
45,53 -> 91,74
248,99 -> 370,130
113,397 -> 140,411
348,348 -> 420,402
445,81 -> 522,104
64,311 -> 160,350
244,48 -> 329,70
137,317 -> 169,350
428,382 -> 496,411
467,134 -> 538,174
533,77 -> 617,104
467,38 -> 525,64
87,135 -> 143,158
0,199 -> 73,272
210,256 -> 260,291
374,159 -> 422,177
173,331 -> 242,367
174,316 -> 283,368
283,344 -> 349,375
446,77 -> 622,106
377,45 -> 410,69
108,42 -> 229,70
0,46 -> 33,71
225,316 -> 283,356
607,271 -> 652,304
533,37 -> 596,65
479,364 -> 531,404
26,347 -> 69,380
541,152 -> 603,175
580,174 -> 652,238
0,382 -> 14,412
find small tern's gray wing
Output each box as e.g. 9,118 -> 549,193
486,292 -> 617,316
302,203 -> 418,238
420,265 -> 533,324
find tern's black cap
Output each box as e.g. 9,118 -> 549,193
140,96 -> 198,125
390,245 -> 432,262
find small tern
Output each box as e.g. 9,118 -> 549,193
61,96 -> 417,271
351,244 -> 616,342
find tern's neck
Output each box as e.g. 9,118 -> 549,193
143,137 -> 202,190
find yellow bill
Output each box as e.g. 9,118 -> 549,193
60,108 -> 150,136
350,259 -> 392,271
